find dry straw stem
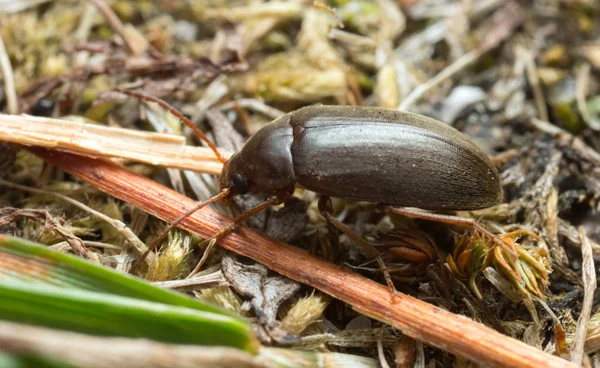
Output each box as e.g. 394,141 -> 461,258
571,227 -> 596,365
153,267 -> 228,291
0,33 -> 18,114
29,147 -> 576,368
0,320 -> 264,368
88,0 -> 139,56
520,46 -> 549,122
0,114 -> 230,175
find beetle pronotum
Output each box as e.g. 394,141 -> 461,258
122,90 -> 509,294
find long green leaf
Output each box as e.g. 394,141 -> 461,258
0,235 -> 258,352
0,235 -> 230,315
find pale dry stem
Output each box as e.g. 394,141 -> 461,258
571,227 -> 597,364
0,32 -> 18,114
0,320 -> 263,368
0,113 -> 230,174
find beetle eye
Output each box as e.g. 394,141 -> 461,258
231,173 -> 249,194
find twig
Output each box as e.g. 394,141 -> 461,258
397,47 -> 481,111
572,227 -> 596,364
87,0 -> 138,56
394,336 -> 416,368
0,32 -> 18,114
50,240 -> 122,252
153,269 -> 228,291
521,46 -> 549,122
0,114 -> 230,175
0,179 -> 153,266
200,2 -> 302,21
216,99 -> 285,120
29,147 -> 576,368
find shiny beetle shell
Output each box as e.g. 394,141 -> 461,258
220,105 -> 501,211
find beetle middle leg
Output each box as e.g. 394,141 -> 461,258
318,196 -> 399,298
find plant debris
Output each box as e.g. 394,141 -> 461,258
1,0 -> 600,366
222,254 -> 302,345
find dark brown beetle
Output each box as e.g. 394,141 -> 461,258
215,105 -> 504,293
124,91 -> 506,292
220,105 -> 501,210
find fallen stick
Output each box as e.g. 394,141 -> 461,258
0,113 -> 229,175
29,147 -> 575,368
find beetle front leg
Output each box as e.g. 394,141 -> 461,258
186,195 -> 281,278
318,196 -> 399,299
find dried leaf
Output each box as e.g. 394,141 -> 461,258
222,254 -> 301,344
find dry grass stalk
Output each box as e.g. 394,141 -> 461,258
0,178 -> 153,265
88,0 -> 140,56
0,32 -> 17,114
571,227 -> 597,364
0,114 -> 230,174
30,147 -> 577,368
153,268 -> 227,291
520,46 -> 549,122
0,320 -> 263,368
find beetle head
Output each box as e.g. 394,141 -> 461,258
220,153 -> 250,196
219,113 -> 297,198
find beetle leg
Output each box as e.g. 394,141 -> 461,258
316,196 -> 340,262
186,195 -> 280,278
318,196 -> 399,299
131,187 -> 232,273
381,206 -> 518,261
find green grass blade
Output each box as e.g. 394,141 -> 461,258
0,234 -> 230,315
0,282 -> 255,349
0,354 -> 77,368
0,235 -> 258,353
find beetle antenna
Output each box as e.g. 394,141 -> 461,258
131,187 -> 231,272
186,195 -> 279,278
117,89 -> 228,164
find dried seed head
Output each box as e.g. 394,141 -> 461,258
280,293 -> 329,335
446,232 -> 490,299
447,229 -> 547,300
375,227 -> 438,264
196,286 -> 247,316
145,231 -> 189,282
493,230 -> 550,299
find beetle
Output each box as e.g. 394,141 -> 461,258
122,91 -> 508,292
219,105 -> 501,209
215,105 -> 504,292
